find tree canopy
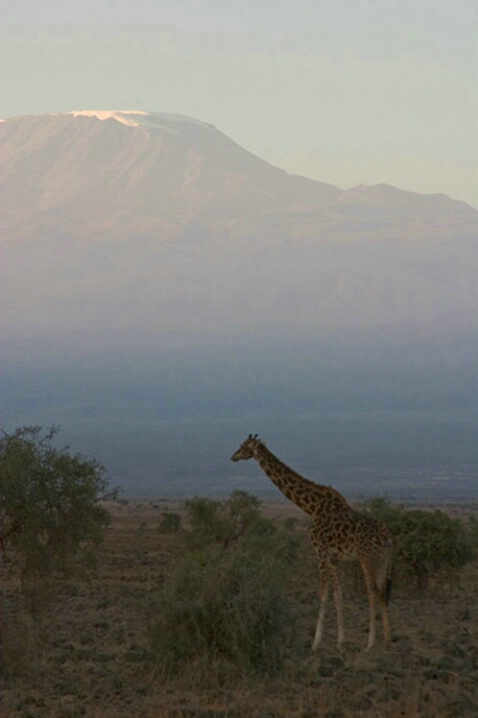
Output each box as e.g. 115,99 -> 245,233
0,426 -> 115,579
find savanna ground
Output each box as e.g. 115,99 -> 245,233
1,499 -> 478,718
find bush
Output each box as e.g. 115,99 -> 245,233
184,490 -> 263,548
361,498 -> 476,588
148,491 -> 302,681
467,514 -> 478,548
148,528 -> 297,680
397,509 -> 475,587
227,489 -> 261,526
158,511 -> 181,534
0,426 -> 115,584
183,496 -> 229,547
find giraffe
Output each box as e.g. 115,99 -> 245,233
230,435 -> 393,652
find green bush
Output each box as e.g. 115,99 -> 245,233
242,517 -> 303,565
397,509 -> 475,587
148,536 -> 295,679
361,498 -> 476,588
183,496 -> 229,547
467,514 -> 478,548
227,489 -> 261,526
184,490 -> 263,548
148,508 -> 301,680
158,511 -> 181,534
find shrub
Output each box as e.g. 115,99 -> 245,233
148,530 -> 296,680
361,498 -> 476,588
158,511 -> 181,534
227,489 -> 261,526
467,514 -> 478,548
184,490 -> 263,548
149,492 -> 303,682
183,496 -> 229,547
396,509 -> 475,587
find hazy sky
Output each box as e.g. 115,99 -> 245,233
2,0 -> 477,207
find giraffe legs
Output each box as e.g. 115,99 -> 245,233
331,564 -> 345,647
377,552 -> 392,647
362,558 -> 392,651
366,593 -> 377,652
311,570 -> 329,652
365,586 -> 392,651
312,548 -> 392,652
359,563 -> 376,651
380,600 -> 391,647
312,561 -> 345,651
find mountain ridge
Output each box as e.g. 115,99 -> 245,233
2,110 -> 476,243
2,110 -> 477,342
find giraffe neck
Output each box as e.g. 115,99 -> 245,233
252,443 -> 347,516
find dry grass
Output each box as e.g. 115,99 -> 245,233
1,499 -> 478,717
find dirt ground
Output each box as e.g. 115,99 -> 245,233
1,499 -> 478,718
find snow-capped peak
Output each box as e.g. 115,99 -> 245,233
57,110 -> 214,134
66,110 -> 150,127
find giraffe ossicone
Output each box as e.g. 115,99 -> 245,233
231,434 -> 393,652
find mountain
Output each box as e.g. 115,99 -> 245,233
1,110 -> 478,499
2,110 -> 476,243
2,110 -> 477,339
1,110 -> 340,241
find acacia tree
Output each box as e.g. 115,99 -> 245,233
0,426 -> 115,581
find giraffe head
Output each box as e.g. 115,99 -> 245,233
230,434 -> 262,462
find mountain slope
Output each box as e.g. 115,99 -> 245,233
1,110 -> 341,240
1,109 -> 478,341
2,110 -> 476,242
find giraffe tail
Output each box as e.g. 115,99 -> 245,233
376,536 -> 393,606
384,573 -> 392,606
382,540 -> 393,606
